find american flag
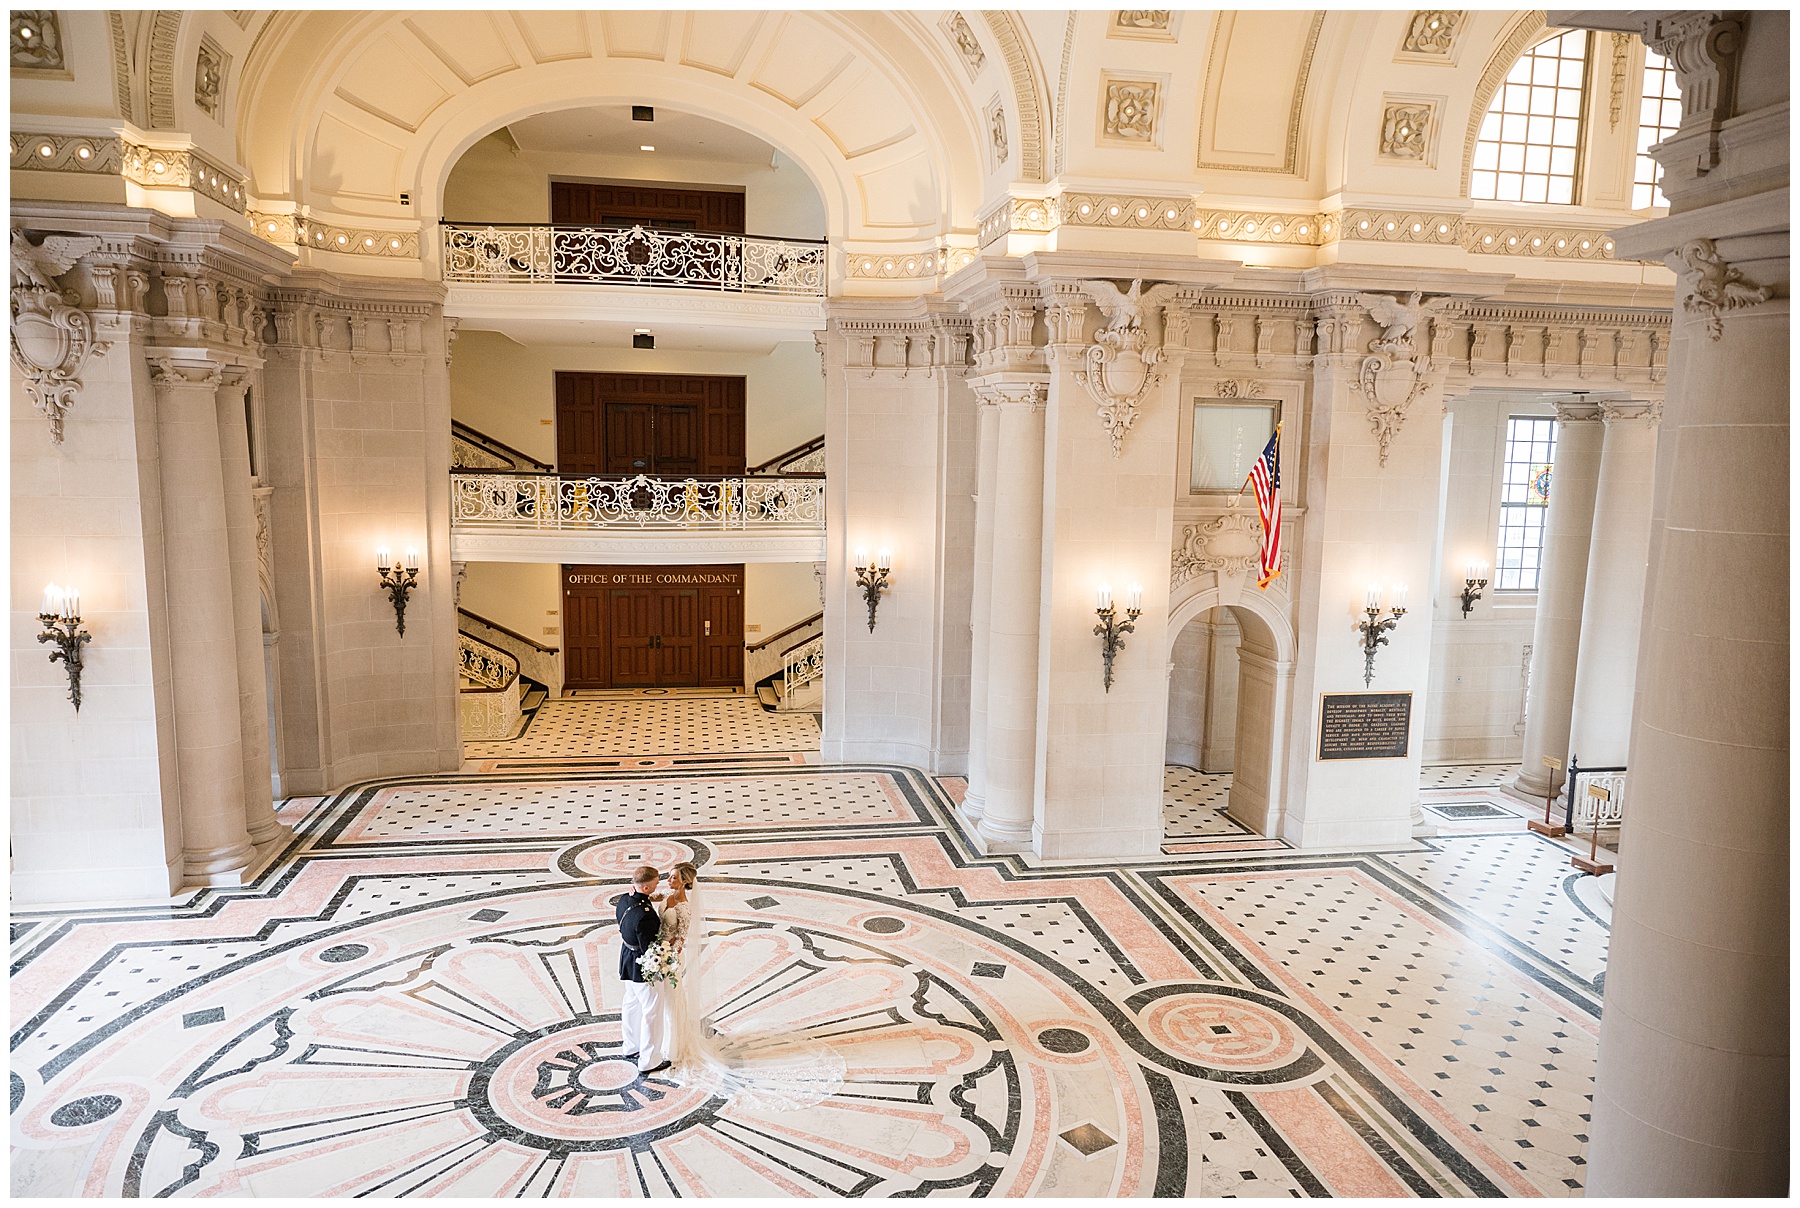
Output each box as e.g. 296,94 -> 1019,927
1245,425 -> 1281,589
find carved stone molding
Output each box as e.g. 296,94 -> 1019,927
1172,512 -> 1264,586
1646,11 -> 1742,175
1378,99 -> 1436,163
987,98 -> 1009,167
1072,279 -> 1182,456
1212,379 -> 1269,399
1466,223 -> 1618,260
1599,399 -> 1662,425
1195,210 -> 1322,244
144,11 -> 182,129
941,12 -> 985,80
1670,237 -> 1774,340
120,142 -> 247,213
10,231 -> 108,444
1608,31 -> 1632,130
1111,11 -> 1176,41
1065,193 -> 1193,231
195,36 -> 228,120
1399,10 -> 1462,57
1354,291 -> 1447,465
10,11 -> 65,74
981,12 -> 1046,182
301,223 -> 420,259
1100,75 -> 1163,146
9,132 -> 123,175
969,380 -> 1046,411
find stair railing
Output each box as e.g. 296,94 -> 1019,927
781,633 -> 825,700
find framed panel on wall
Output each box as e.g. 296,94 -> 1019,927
1189,398 -> 1280,493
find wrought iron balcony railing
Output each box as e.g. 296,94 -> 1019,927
441,222 -> 827,296
450,471 -> 825,532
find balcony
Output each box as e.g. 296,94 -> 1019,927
448,471 -> 826,565
441,222 -> 828,297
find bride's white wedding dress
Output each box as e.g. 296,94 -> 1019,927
651,893 -> 845,1110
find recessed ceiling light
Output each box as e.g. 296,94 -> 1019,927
640,145 -> 655,152
634,328 -> 651,334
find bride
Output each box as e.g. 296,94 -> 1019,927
650,862 -> 844,1109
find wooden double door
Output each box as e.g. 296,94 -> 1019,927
550,180 -> 746,233
563,564 -> 743,690
555,372 -> 745,478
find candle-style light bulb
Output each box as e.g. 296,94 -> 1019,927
1098,583 -> 1112,611
1478,560 -> 1489,579
41,584 -> 55,617
1127,582 -> 1142,612
1365,585 -> 1381,611
376,547 -> 391,571
877,549 -> 890,572
404,547 -> 418,570
1465,561 -> 1479,580
65,587 -> 79,620
854,550 -> 868,572
1393,583 -> 1408,611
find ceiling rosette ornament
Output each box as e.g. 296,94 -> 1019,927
10,229 -> 108,444
1353,290 -> 1449,465
1073,278 -> 1183,457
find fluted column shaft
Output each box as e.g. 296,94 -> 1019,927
1565,402 -> 1659,765
978,386 -> 1046,846
961,399 -> 1002,821
1511,402 -> 1603,799
151,359 -> 254,881
214,375 -> 286,849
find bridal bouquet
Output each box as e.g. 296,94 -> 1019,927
637,940 -> 682,987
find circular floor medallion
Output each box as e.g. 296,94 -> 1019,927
1140,994 -> 1303,1070
467,1016 -> 718,1151
1036,1027 -> 1091,1054
861,916 -> 906,934
317,943 -> 369,963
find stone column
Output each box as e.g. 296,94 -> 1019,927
975,381 -> 1047,847
961,398 -> 1002,821
150,357 -> 254,883
1578,11 -> 1789,1194
1509,399 -> 1603,799
1564,401 -> 1659,765
214,372 -> 287,851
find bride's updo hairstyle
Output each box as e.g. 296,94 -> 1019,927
672,862 -> 699,889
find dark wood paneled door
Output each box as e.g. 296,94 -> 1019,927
556,373 -> 744,478
562,565 -> 743,691
550,181 -> 746,233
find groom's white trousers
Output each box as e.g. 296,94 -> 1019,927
620,981 -> 668,1070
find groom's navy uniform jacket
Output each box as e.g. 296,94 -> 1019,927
615,890 -> 660,983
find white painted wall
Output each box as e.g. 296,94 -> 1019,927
449,330 -> 822,469
459,562 -> 564,650
1425,393 -> 1552,763
443,132 -> 827,240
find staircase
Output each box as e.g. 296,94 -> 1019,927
452,419 -> 553,472
457,629 -> 549,740
755,631 -> 823,713
747,434 -> 824,476
459,607 -> 562,697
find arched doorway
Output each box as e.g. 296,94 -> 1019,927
1165,587 -> 1295,837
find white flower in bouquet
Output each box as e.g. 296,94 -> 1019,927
637,939 -> 682,986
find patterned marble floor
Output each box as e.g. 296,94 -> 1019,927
1419,763 -> 1518,791
464,695 -> 819,764
12,758 -> 1608,1197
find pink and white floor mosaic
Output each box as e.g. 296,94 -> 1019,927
11,762 -> 1608,1197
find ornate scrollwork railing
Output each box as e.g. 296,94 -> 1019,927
782,633 -> 825,698
441,222 -> 828,296
450,472 -> 825,532
459,632 -> 518,689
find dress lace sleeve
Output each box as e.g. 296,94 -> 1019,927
662,902 -> 691,950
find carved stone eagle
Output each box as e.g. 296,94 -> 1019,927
1081,278 -> 1183,331
11,230 -> 101,293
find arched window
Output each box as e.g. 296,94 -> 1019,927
1470,30 -> 1590,204
1633,49 -> 1682,209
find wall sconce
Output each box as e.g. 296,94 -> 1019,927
854,549 -> 890,632
1460,560 -> 1489,617
1357,583 -> 1407,687
38,583 -> 92,711
378,546 -> 420,636
1093,582 -> 1142,692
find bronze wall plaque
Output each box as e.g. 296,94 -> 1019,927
1318,692 -> 1413,760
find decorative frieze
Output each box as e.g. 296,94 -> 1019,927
305,223 -> 420,258
1100,75 -> 1163,147
1061,193 -> 1193,230
10,11 -> 65,73
1464,223 -> 1617,260
194,37 -> 228,120
1398,11 -> 1462,58
15,133 -> 252,216
1111,11 -> 1176,40
1194,210 -> 1321,244
940,12 -> 985,80
1378,99 -> 1436,164
845,245 -> 976,281
1189,202 -> 1638,263
9,132 -> 122,175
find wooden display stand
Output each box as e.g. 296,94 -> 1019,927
1526,754 -> 1567,837
1571,783 -> 1615,876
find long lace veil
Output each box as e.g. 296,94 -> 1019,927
677,879 -> 844,1109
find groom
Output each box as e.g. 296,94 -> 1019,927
616,865 -> 670,1074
